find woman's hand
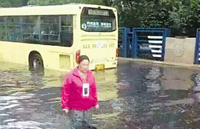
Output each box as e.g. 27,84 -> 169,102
95,104 -> 99,110
63,108 -> 69,113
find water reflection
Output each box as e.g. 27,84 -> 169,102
94,69 -> 118,101
192,73 -> 200,103
0,61 -> 65,95
29,71 -> 45,87
95,60 -> 200,129
1,60 -> 200,128
145,67 -> 162,92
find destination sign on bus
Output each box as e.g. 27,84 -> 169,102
88,9 -> 109,16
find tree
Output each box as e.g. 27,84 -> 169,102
6,0 -> 200,37
0,0 -> 11,7
0,0 -> 28,7
114,0 -> 199,37
27,0 -> 112,6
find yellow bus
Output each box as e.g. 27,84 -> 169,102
0,4 -> 118,71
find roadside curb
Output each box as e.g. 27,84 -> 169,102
118,57 -> 200,70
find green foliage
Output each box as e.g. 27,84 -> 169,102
3,0 -> 200,36
0,0 -> 11,7
115,0 -> 200,37
27,0 -> 69,6
0,0 -> 28,7
27,0 -> 111,6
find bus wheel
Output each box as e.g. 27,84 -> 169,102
29,53 -> 44,71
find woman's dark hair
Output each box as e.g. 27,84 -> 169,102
78,55 -> 90,64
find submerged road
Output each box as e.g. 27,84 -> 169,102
0,59 -> 200,129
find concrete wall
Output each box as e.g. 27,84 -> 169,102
165,38 -> 196,64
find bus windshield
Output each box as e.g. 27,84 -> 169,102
81,7 -> 116,32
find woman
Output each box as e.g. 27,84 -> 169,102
61,55 -> 99,129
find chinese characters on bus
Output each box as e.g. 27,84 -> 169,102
82,22 -> 112,30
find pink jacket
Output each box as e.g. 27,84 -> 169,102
61,67 -> 98,110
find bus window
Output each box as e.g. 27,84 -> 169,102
60,16 -> 73,47
2,15 -> 73,46
0,17 -> 5,40
40,16 -> 59,43
81,8 -> 116,32
22,16 -> 39,43
6,17 -> 22,41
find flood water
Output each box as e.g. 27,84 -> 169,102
0,59 -> 200,129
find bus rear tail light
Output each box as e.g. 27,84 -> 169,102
116,48 -> 119,57
76,50 -> 80,63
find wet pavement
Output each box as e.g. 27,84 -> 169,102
0,59 -> 200,129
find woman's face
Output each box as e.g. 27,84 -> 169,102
78,59 -> 89,73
